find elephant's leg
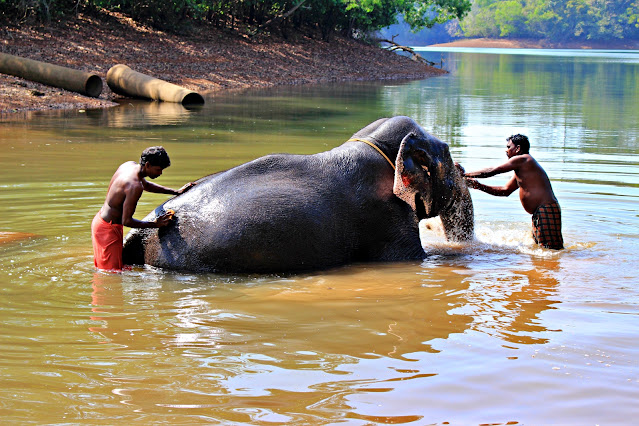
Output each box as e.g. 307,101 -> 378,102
378,231 -> 425,261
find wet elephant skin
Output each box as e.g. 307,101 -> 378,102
122,116 -> 473,273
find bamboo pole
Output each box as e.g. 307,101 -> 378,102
0,52 -> 102,98
106,64 -> 204,105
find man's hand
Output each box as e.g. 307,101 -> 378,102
454,162 -> 466,175
464,177 -> 480,189
177,182 -> 197,194
154,211 -> 174,227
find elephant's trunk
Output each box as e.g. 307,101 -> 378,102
439,170 -> 474,241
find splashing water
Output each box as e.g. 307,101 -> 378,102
420,217 -> 565,258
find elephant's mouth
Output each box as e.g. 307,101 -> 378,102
413,168 -> 455,220
415,193 -> 428,220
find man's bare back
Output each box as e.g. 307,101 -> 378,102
462,138 -> 557,214
100,160 -> 173,228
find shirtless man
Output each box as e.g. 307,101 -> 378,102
460,134 -> 564,249
92,146 -> 195,271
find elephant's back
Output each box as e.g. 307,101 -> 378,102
128,150 -> 387,272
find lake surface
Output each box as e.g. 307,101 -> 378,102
1,48 -> 638,424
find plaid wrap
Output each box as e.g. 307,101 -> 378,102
532,201 -> 564,250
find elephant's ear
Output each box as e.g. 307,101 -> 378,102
393,132 -> 455,219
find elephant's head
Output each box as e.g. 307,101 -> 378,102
393,132 -> 474,241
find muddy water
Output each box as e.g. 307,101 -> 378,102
1,49 -> 638,424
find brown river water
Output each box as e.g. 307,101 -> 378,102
1,49 -> 638,424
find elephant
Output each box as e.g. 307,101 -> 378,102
122,116 -> 474,273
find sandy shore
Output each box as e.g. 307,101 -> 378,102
0,12 -> 445,116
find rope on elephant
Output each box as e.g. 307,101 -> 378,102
347,138 -> 396,171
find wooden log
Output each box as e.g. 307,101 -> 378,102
0,52 -> 102,98
106,64 -> 204,105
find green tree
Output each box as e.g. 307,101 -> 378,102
524,0 -> 561,37
622,1 -> 639,30
459,0 -> 500,37
494,0 -> 525,36
401,0 -> 473,30
0,0 -> 470,41
458,0 -> 639,42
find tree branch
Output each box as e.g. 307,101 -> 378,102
375,38 -> 439,67
250,0 -> 307,37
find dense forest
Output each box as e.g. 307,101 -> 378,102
0,0 -> 471,41
3,0 -> 636,45
461,0 -> 639,41
382,0 -> 639,45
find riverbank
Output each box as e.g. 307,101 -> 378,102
430,37 -> 639,50
0,11 -> 445,115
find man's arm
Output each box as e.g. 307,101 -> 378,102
141,179 -> 179,195
142,180 -> 196,195
466,175 -> 519,197
464,156 -> 525,179
121,180 -> 197,228
121,183 -> 169,228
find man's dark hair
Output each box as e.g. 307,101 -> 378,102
507,134 -> 530,154
140,146 -> 171,168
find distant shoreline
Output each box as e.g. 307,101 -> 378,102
428,37 -> 639,50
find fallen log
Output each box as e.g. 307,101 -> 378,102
106,64 -> 204,105
0,52 -> 102,98
375,38 -> 440,68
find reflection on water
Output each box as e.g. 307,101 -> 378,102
85,99 -> 202,128
1,49 -> 639,424
83,253 -> 561,423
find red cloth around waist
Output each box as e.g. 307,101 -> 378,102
91,212 -> 124,271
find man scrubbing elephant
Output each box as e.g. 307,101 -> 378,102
92,146 -> 195,271
461,134 -> 564,250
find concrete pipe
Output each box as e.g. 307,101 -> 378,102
0,52 -> 102,98
106,64 -> 204,105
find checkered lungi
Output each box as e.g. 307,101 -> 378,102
532,201 -> 564,250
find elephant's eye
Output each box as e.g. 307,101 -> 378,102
421,165 -> 430,176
